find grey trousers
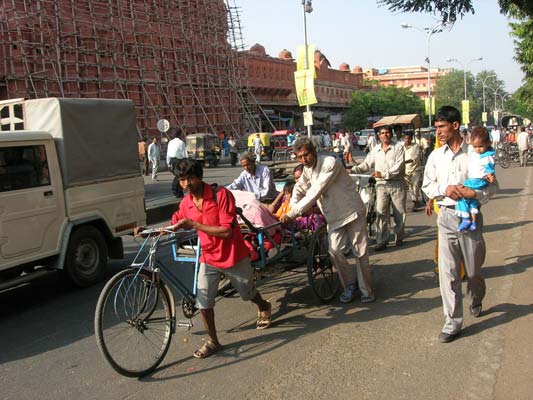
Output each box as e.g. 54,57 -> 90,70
404,170 -> 422,203
519,149 -> 528,167
375,181 -> 407,245
438,206 -> 486,334
327,216 -> 373,297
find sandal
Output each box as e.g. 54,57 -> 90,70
193,340 -> 221,359
256,300 -> 272,330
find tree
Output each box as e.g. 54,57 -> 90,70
343,86 -> 424,130
433,70 -> 506,125
377,0 -> 533,24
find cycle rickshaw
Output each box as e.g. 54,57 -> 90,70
94,205 -> 338,377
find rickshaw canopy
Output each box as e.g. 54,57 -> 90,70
373,114 -> 422,130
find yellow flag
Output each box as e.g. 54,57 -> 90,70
462,100 -> 470,124
294,69 -> 317,106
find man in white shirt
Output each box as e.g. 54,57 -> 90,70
282,137 -> 374,304
147,137 -> 161,181
166,131 -> 187,171
517,127 -> 531,167
490,125 -> 501,145
227,152 -> 278,202
422,105 -> 495,343
352,125 -> 406,251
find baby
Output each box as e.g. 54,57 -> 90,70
456,126 -> 495,232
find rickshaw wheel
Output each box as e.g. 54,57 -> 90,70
307,225 -> 340,303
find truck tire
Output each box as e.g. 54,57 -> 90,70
65,225 -> 107,287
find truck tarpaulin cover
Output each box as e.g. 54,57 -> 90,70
23,98 -> 138,187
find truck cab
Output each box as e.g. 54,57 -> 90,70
0,98 -> 146,289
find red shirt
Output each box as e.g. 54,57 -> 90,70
171,183 -> 249,268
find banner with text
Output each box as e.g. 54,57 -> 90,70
294,69 -> 317,106
424,97 -> 435,115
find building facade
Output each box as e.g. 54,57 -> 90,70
243,44 -> 364,130
364,66 -> 450,98
0,0 -> 254,138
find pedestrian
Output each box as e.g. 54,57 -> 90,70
403,132 -> 423,211
228,134 -> 239,167
252,133 -> 263,163
138,136 -> 149,176
364,131 -> 378,154
281,137 -> 374,304
422,105 -> 496,343
351,125 -> 406,251
490,125 -> 501,145
227,151 -> 278,202
169,159 -> 272,358
517,127 -> 530,167
342,132 -> 354,164
147,137 -> 161,181
166,131 -> 188,171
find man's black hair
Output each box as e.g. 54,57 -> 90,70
434,106 -> 461,124
173,158 -> 203,179
377,125 -> 393,134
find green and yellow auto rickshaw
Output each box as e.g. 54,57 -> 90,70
186,133 -> 221,167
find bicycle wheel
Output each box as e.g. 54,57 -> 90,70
307,224 -> 340,302
498,150 -> 511,169
95,269 -> 173,377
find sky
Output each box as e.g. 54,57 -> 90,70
238,0 -> 524,92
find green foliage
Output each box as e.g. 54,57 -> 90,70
434,70 -> 507,125
377,0 -> 533,23
343,86 -> 424,130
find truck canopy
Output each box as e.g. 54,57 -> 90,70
21,98 -> 139,187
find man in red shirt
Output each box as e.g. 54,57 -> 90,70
170,159 -> 272,359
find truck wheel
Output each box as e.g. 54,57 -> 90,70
65,226 -> 107,287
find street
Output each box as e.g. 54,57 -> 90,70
1,164 -> 532,400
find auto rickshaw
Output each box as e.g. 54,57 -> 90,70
186,133 -> 221,167
247,132 -> 272,160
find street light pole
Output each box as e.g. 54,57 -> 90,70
401,22 -> 446,128
480,73 -> 496,126
302,0 -> 313,138
446,57 -> 483,100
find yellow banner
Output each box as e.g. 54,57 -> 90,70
462,100 -> 470,125
424,97 -> 435,115
493,111 -> 499,124
297,45 -> 317,78
482,112 -> 487,122
294,69 -> 317,106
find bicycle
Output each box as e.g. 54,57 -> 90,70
495,142 -> 511,169
350,174 -> 377,236
94,228 -> 200,377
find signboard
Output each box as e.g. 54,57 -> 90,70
157,118 -> 170,133
303,111 -> 313,126
294,69 -> 317,106
482,112 -> 488,122
424,97 -> 435,115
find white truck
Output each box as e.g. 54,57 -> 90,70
0,98 -> 146,289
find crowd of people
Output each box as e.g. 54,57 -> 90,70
143,105 -> 519,355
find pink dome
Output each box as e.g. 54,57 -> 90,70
352,65 -> 363,73
278,49 -> 293,60
339,62 -> 350,71
249,43 -> 267,56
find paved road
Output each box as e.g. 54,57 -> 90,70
1,164 -> 532,400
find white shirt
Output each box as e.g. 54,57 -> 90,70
517,131 -> 530,150
148,142 -> 160,161
403,142 -> 421,176
352,142 -> 405,183
166,137 -> 187,165
491,129 -> 501,143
